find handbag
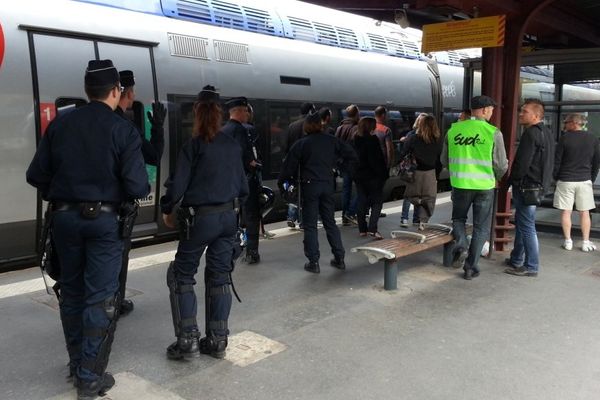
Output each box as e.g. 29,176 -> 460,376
398,153 -> 417,183
519,182 -> 544,206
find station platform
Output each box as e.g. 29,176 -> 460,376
1,192 -> 600,400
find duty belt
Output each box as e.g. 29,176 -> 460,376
52,201 -> 118,213
188,199 -> 240,217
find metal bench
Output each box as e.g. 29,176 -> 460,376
351,223 -> 470,290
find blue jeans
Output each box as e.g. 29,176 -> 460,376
342,172 -> 357,217
451,188 -> 494,272
287,203 -> 298,222
509,186 -> 539,272
401,198 -> 419,222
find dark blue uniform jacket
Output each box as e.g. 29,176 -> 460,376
160,132 -> 249,215
279,131 -> 358,184
26,101 -> 150,202
115,106 -> 164,166
221,119 -> 255,174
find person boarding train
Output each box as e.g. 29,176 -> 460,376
26,59 -> 150,400
160,85 -> 248,360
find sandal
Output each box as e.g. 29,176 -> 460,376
359,232 -> 368,237
368,232 -> 383,240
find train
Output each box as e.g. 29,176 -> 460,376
0,0 -> 507,271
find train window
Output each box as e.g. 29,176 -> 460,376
267,105 -> 294,176
55,97 -> 87,113
167,95 -> 196,172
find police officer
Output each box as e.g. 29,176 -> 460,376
241,103 -> 263,263
26,59 -> 149,399
160,85 -> 248,360
114,69 -> 167,315
222,97 -> 262,264
278,110 -> 358,273
283,102 -> 315,228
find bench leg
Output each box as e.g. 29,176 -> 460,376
384,260 -> 398,291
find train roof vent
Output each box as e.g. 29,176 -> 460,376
366,33 -> 388,54
242,5 -> 277,35
211,0 -> 244,29
334,26 -> 359,50
162,0 -> 279,36
287,16 -> 317,42
313,22 -> 339,46
385,37 -> 404,57
168,33 -> 210,59
401,39 -> 421,58
446,50 -> 463,66
214,40 -> 249,64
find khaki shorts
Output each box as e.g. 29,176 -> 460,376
553,180 -> 596,211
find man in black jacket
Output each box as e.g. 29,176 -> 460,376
553,113 -> 600,252
505,99 -> 554,277
279,111 -> 357,273
283,102 -> 315,228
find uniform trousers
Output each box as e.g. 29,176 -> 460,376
301,180 -> 344,263
243,176 -> 261,253
171,210 -> 237,337
52,210 -> 123,382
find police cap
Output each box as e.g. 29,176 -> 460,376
119,70 -> 135,88
226,97 -> 248,109
85,59 -> 119,87
470,95 -> 497,110
305,110 -> 321,124
197,85 -> 220,103
301,102 -> 316,115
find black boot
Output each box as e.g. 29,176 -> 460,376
244,249 -> 260,264
304,261 -> 320,273
166,330 -> 201,360
330,258 -> 346,270
199,334 -> 228,359
119,298 -> 134,316
76,372 -> 115,400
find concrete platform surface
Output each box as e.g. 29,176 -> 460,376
1,193 -> 600,400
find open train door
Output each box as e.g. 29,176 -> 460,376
97,42 -> 161,237
28,30 -> 161,246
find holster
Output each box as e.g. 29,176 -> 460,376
119,201 -> 139,238
176,207 -> 196,241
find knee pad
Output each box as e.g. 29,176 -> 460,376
167,262 -> 197,337
80,294 -> 119,376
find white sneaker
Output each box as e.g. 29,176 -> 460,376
562,238 -> 573,251
400,219 -> 409,228
581,240 -> 597,252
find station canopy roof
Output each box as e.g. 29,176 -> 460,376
303,0 -> 600,49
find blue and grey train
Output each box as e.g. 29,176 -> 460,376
0,0 -> 482,271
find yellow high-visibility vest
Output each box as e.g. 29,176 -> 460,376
447,119 -> 496,190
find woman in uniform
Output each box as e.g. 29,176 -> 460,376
160,85 -> 248,360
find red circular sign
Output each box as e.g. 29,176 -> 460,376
0,23 -> 4,69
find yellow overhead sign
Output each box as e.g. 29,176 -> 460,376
421,15 -> 506,54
